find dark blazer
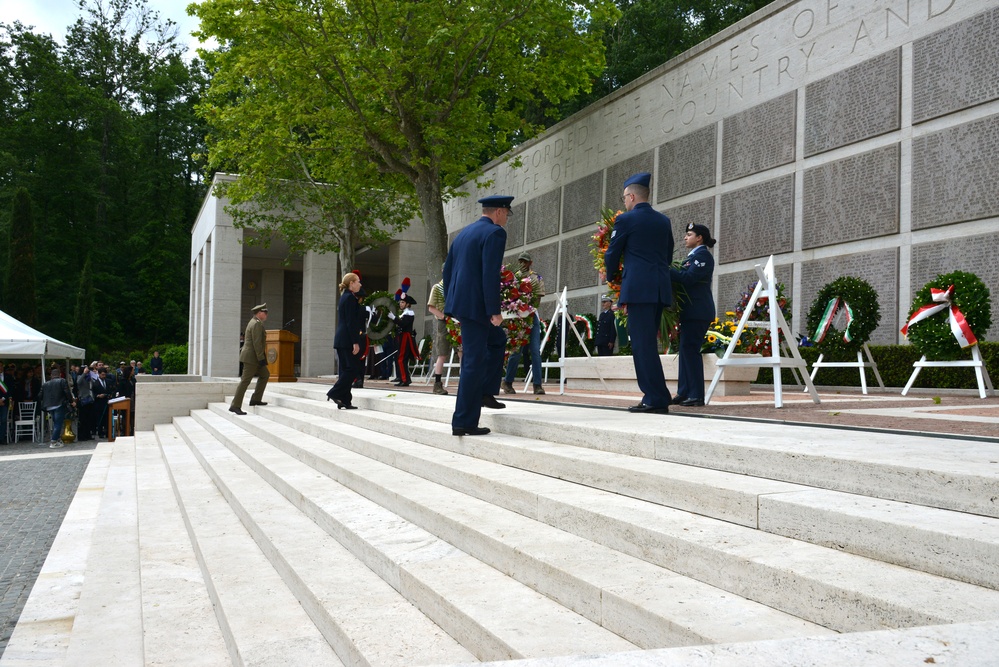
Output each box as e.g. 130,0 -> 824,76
334,290 -> 363,349
595,310 -> 616,347
670,245 -> 716,321
443,216 -> 507,324
604,202 -> 674,306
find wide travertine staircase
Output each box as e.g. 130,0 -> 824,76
4,384 -> 999,666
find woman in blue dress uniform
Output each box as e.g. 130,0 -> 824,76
669,223 -> 716,407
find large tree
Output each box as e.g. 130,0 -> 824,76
6,187 -> 38,326
193,0 -> 618,285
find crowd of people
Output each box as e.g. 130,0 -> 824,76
1,355 -> 162,446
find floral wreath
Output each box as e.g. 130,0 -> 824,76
805,276 -> 881,359
445,264 -> 540,356
734,281 -> 792,356
364,290 -> 398,341
902,270 -> 991,361
589,208 -> 623,310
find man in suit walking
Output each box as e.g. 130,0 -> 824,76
443,195 -> 511,436
230,303 -> 270,415
604,172 -> 674,414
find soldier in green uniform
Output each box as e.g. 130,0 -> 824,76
230,303 -> 270,415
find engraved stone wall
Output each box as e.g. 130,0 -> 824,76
527,189 -> 561,243
800,249 -> 899,345
603,150 -> 655,207
913,6 -> 999,123
716,264 -> 794,320
802,145 -> 899,249
722,92 -> 796,183
664,197 -> 715,252
559,232 -> 598,291
911,233 -> 999,342
805,49 -> 901,156
562,172 -> 603,233
506,202 -> 526,249
718,175 -> 794,264
912,113 -> 999,229
524,241 -> 558,296
657,124 -> 717,202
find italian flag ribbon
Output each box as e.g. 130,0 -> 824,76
814,297 -> 855,344
0,378 -> 7,394
573,315 -> 593,340
900,285 -> 977,348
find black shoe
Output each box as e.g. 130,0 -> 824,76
229,407 -> 247,416
678,398 -> 705,407
481,395 -> 505,409
670,395 -> 688,405
452,426 -> 490,436
249,401 -> 268,406
338,403 -> 358,410
628,403 -> 669,414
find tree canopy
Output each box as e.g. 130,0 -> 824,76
193,0 -> 620,285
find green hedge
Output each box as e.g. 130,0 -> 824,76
754,342 -> 999,390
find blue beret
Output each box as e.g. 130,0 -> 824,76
478,195 -> 514,209
623,172 -> 651,189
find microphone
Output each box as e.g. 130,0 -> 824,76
284,318 -> 296,328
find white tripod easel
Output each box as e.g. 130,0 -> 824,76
525,287 -> 601,395
705,256 -> 821,408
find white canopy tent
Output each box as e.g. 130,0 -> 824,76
0,308 -> 86,362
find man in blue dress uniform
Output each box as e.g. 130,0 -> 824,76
604,172 -> 674,413
443,195 -> 511,435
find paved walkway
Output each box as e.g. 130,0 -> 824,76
0,439 -> 99,658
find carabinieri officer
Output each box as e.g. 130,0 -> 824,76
604,172 -> 674,414
443,195 -> 510,436
669,223 -> 716,407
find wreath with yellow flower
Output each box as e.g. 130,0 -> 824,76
444,264 -> 539,356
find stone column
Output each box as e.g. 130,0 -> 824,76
301,251 -> 338,376
389,240 -> 429,339
206,225 -> 243,377
260,268 -> 285,327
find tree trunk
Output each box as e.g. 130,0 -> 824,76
413,171 -> 448,287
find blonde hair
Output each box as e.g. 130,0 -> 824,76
339,272 -> 359,293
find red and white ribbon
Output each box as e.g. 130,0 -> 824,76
900,285 -> 977,348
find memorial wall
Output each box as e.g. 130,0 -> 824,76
444,0 -> 999,344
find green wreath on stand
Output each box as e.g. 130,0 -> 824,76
364,290 -> 398,342
805,276 -> 881,360
903,271 -> 992,361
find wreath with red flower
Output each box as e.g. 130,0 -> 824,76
445,264 -> 541,356
589,208 -> 622,303
734,280 -> 793,357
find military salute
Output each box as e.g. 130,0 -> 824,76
443,194 -> 511,436
670,223 -> 717,407
604,172 -> 674,414
229,303 -> 270,415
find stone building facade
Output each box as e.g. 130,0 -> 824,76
444,0 -> 999,346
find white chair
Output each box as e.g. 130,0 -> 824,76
13,401 -> 40,442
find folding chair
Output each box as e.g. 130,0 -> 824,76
14,401 -> 40,443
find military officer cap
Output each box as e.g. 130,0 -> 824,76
251,303 -> 268,313
623,172 -> 651,188
601,294 -> 613,302
518,251 -> 532,263
478,195 -> 514,209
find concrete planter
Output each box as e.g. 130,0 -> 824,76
562,353 -> 760,396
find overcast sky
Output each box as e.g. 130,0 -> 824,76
0,0 -> 211,56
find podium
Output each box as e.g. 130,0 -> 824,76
266,329 -> 299,382
107,396 -> 131,442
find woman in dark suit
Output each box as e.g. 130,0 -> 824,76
669,223 -> 716,407
327,272 -> 363,409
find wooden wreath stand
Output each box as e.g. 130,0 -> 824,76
706,256 -> 820,408
807,343 -> 885,395
901,344 -> 995,399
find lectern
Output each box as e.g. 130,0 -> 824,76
265,329 -> 300,382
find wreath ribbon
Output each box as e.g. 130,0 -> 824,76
573,315 -> 593,340
900,285 -> 977,348
813,297 -> 855,344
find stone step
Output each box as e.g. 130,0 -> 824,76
232,391 -> 999,633
64,440 -> 143,666
0,444 -> 114,666
276,385 -> 999,519
187,408 -> 640,660
171,415 -> 476,666
200,405 -> 831,648
155,422 -> 343,666
133,431 -> 231,666
268,392 -> 999,591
